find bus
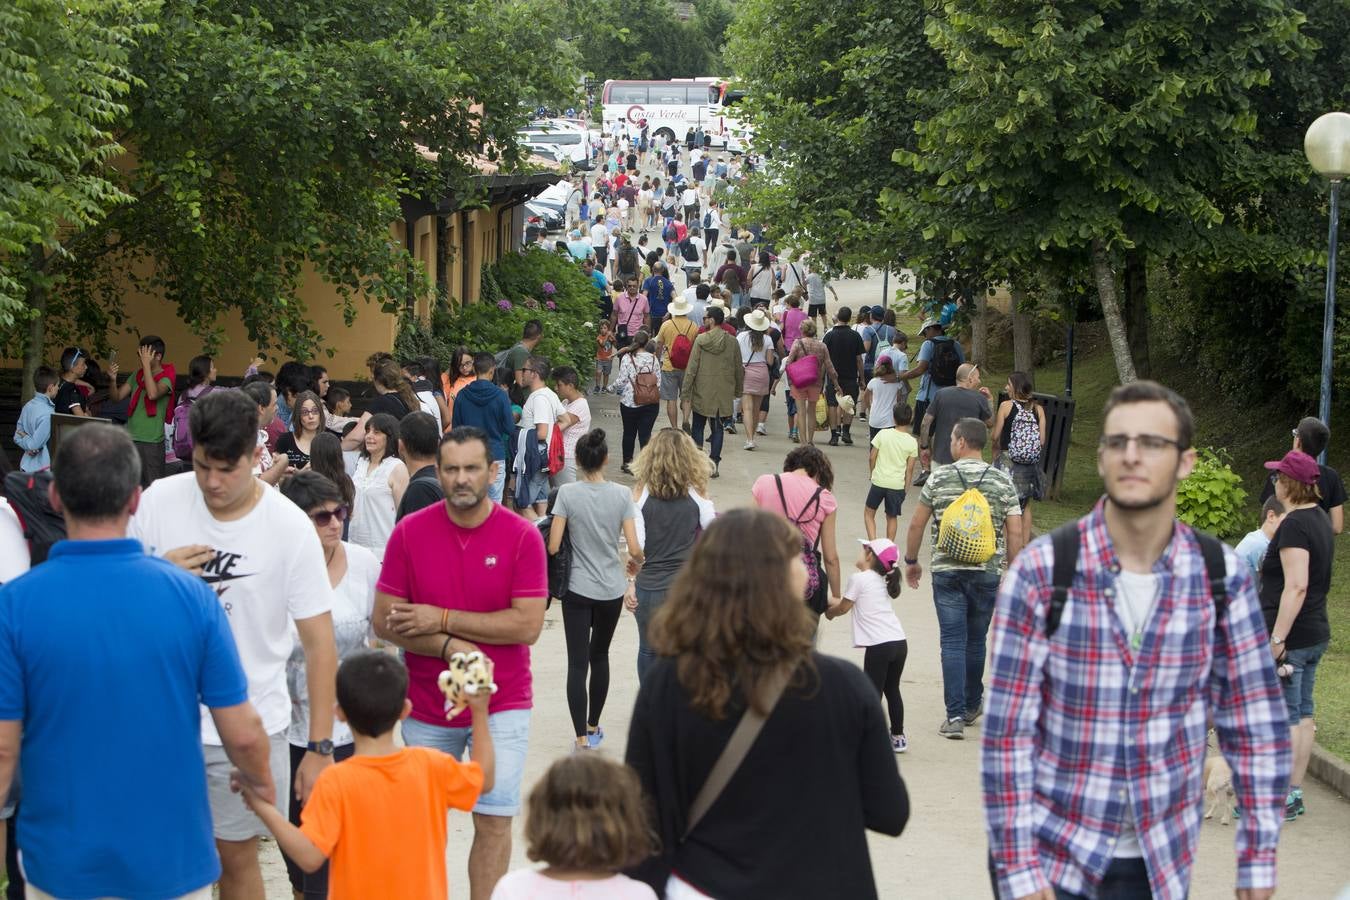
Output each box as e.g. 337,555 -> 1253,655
601,78 -> 726,147
709,80 -> 752,152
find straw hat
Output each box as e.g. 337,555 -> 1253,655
744,309 -> 773,332
669,297 -> 693,316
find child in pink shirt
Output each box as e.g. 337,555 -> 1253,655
490,755 -> 657,899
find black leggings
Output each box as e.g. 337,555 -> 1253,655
863,640 -> 908,735
562,592 -> 624,738
620,403 -> 659,463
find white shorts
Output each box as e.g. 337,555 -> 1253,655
204,731 -> 290,841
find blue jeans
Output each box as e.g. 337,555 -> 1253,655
489,459 -> 506,502
1282,640 -> 1328,725
931,570 -> 1001,720
401,710 -> 531,816
691,413 -> 725,462
987,854 -> 1150,900
633,585 -> 668,683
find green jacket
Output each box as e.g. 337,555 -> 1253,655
681,327 -> 743,417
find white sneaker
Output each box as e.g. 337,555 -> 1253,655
892,733 -> 908,754
756,423 -> 767,436
743,441 -> 757,451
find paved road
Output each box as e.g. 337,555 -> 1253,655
258,274 -> 1350,898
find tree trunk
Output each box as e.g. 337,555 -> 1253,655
1010,286 -> 1034,374
1123,249 -> 1151,379
971,289 -> 989,365
1091,239 -> 1138,384
20,244 -> 48,404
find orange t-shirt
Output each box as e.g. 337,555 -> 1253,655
596,333 -> 616,361
300,747 -> 484,899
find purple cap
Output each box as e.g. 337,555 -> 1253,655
1263,450 -> 1320,486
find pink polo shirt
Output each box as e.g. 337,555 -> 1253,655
614,291 -> 649,333
377,503 -> 547,727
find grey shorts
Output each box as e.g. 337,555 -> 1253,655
660,370 -> 685,401
205,731 -> 290,841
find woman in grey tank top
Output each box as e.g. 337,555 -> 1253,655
627,429 -> 717,681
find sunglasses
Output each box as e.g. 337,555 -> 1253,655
309,506 -> 349,527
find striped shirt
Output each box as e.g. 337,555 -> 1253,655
982,499 -> 1291,900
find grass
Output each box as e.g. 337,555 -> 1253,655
899,309 -> 1350,762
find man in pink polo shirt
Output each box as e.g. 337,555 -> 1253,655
374,426 -> 547,900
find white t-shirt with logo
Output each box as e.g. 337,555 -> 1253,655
129,471 -> 335,744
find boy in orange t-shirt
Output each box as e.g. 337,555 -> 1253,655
236,650 -> 494,899
595,320 -> 617,394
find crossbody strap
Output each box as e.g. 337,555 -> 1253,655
683,663 -> 795,840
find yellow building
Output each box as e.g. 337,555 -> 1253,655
31,170 -> 561,380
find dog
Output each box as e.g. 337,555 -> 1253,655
1203,740 -> 1235,825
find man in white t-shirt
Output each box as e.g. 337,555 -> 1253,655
515,356 -> 566,520
589,216 -> 610,271
0,498 -> 30,585
129,389 -> 337,899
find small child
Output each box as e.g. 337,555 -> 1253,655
14,366 -> 59,472
237,650 -> 494,899
1235,495 -> 1287,582
861,358 -> 906,441
826,539 -> 908,753
595,320 -> 616,394
490,755 -> 657,899
865,402 -> 918,541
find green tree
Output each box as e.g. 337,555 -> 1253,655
562,0 -> 730,81
726,0 -> 945,276
0,0 -> 158,392
15,0 -> 578,393
891,0 -> 1311,383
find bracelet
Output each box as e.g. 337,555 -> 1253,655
440,634 -> 455,663
905,557 -> 919,566
441,608 -> 450,634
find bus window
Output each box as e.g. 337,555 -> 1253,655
608,84 -> 648,104
706,86 -> 720,105
649,85 -> 689,105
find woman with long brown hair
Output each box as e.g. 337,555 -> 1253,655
274,390 -> 324,469
625,508 -> 908,898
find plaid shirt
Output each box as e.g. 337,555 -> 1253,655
982,499 -> 1291,900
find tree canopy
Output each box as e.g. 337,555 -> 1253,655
562,0 -> 733,81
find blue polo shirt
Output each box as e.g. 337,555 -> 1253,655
0,538 -> 247,899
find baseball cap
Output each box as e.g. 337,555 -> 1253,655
857,538 -> 900,571
920,318 -> 942,332
1263,450 -> 1320,486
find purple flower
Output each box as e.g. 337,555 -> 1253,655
542,281 -> 556,295
496,299 -> 513,310
545,300 -> 556,310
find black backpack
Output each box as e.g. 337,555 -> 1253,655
680,239 -> 700,262
1045,522 -> 1227,639
928,337 -> 961,388
536,513 -> 571,609
2,470 -> 66,565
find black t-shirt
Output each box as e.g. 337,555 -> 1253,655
365,392 -> 410,420
1259,506 -> 1334,649
53,380 -> 85,415
1258,464 -> 1346,515
274,432 -> 310,469
397,465 -> 444,521
823,325 -> 865,383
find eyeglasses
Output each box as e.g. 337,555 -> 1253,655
1099,433 -> 1184,455
309,506 -> 349,527
300,407 -> 322,418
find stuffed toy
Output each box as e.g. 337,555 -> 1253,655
436,651 -> 498,718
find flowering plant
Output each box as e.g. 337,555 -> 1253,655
545,300 -> 556,310
496,299 -> 513,311
542,282 -> 556,295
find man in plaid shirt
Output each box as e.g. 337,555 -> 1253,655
983,382 -> 1291,900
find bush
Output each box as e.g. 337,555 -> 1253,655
1176,448 -> 1249,539
396,248 -> 599,377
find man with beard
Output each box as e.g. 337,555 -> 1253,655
982,382 -> 1290,900
374,427 -> 547,900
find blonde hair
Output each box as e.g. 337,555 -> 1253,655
632,428 -> 709,499
800,319 -> 817,337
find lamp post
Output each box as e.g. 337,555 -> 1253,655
1304,112 -> 1350,463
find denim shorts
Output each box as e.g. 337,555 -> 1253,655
489,460 -> 506,503
401,709 -> 531,816
1281,640 -> 1328,725
526,470 -> 550,505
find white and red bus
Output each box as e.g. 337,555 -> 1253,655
601,78 -> 728,147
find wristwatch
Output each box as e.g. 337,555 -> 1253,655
1271,635 -> 1285,646
905,557 -> 919,566
307,739 -> 335,756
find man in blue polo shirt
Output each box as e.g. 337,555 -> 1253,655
0,424 -> 274,900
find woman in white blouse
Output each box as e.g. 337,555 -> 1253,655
347,413 -> 408,560
279,471 -> 380,898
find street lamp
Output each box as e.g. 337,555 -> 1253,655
1304,111 -> 1350,463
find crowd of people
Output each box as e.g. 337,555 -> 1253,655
0,127 -> 1345,900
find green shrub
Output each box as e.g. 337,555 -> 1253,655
1176,447 -> 1249,538
396,248 -> 599,377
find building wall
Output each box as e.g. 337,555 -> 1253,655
10,198 -> 523,379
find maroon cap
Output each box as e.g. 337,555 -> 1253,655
1263,450 -> 1320,486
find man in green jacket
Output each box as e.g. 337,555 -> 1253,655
681,306 -> 743,478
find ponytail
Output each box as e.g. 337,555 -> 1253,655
871,556 -> 902,598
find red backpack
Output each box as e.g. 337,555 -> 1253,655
668,321 -> 697,370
